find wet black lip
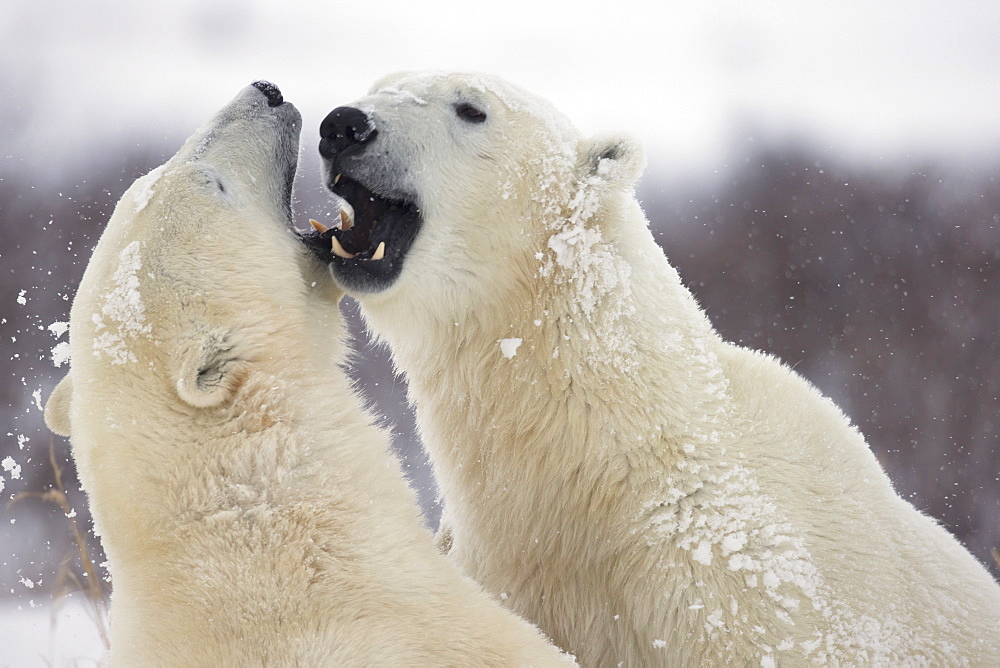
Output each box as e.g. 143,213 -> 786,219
301,174 -> 421,293
280,160 -> 297,225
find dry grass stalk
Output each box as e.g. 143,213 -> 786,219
9,439 -> 110,651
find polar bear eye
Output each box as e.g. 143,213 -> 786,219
454,102 -> 487,124
197,168 -> 227,195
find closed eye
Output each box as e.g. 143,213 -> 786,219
454,102 -> 487,124
199,169 -> 226,193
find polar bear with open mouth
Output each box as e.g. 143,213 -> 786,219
44,81 -> 571,666
305,71 -> 1000,666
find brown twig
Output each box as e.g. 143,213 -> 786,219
8,439 -> 110,651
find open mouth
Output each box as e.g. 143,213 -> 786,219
300,175 -> 421,292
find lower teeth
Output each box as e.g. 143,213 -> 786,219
330,235 -> 355,259
329,236 -> 386,262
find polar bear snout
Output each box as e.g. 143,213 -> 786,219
311,103 -> 426,295
250,80 -> 284,107
319,106 -> 377,160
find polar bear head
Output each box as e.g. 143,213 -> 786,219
44,83 -> 341,473
305,72 -> 646,325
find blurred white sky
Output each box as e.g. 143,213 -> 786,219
3,0 -> 1000,179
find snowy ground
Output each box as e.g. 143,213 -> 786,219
0,596 -> 106,667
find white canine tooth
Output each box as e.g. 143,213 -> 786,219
330,235 -> 355,259
334,173 -> 342,185
309,218 -> 329,233
340,208 -> 353,231
371,241 -> 386,261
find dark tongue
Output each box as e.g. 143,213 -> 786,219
336,221 -> 371,255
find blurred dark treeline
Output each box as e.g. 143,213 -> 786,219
648,145 -> 999,567
1,138 -> 997,607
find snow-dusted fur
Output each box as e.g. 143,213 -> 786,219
43,85 -> 571,667
337,72 -> 1000,666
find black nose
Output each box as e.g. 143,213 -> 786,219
319,106 -> 376,159
251,80 -> 283,107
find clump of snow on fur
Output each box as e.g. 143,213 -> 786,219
373,87 -> 428,106
92,241 -> 150,364
690,541 -> 714,566
132,164 -> 166,214
635,336 -> 948,662
532,141 -> 637,373
641,455 -> 956,663
499,338 -> 522,358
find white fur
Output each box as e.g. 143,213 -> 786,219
44,85 -> 571,667
341,72 -> 1000,666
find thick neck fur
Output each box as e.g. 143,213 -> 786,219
89,340 -> 455,664
366,189 -> 727,543
92,339 -> 414,578
360,191 -> 741,662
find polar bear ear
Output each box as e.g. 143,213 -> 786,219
175,331 -> 246,408
582,135 -> 646,187
44,374 -> 73,437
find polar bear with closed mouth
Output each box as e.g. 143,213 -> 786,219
306,71 -> 1000,666
43,81 -> 571,666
